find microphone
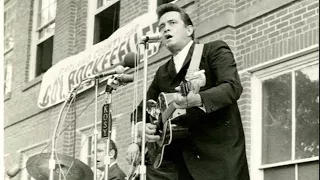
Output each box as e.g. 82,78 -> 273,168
6,164 -> 21,178
88,65 -> 125,79
117,74 -> 134,83
121,52 -> 138,68
140,33 -> 162,43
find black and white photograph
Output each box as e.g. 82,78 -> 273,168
2,0 -> 319,179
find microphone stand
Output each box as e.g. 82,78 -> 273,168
93,78 -> 99,180
49,82 -> 80,180
103,77 -> 118,180
138,41 -> 149,180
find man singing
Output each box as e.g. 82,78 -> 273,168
127,3 -> 250,180
94,139 -> 126,180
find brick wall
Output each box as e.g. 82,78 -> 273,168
119,0 -> 149,27
53,0 -> 79,63
235,0 -> 319,70
4,0 -> 319,178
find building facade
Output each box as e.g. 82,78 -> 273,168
4,0 -> 319,179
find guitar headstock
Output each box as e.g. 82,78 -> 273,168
146,99 -> 160,120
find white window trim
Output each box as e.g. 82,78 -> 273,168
86,0 -> 120,48
28,0 -> 41,81
4,57 -> 12,94
18,140 -> 50,180
249,45 -> 319,180
28,0 -> 56,81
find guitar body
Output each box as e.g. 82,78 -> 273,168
147,93 -> 189,169
146,70 -> 206,169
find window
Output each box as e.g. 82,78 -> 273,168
87,0 -> 120,46
94,2 -> 120,44
251,50 -> 319,180
4,1 -> 15,53
79,125 -> 117,167
4,1 -> 15,95
29,0 -> 56,79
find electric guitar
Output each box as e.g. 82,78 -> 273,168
146,70 -> 206,169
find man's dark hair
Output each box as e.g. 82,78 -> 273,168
97,138 -> 118,159
156,3 -> 195,39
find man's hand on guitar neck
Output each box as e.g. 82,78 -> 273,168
173,87 -> 203,109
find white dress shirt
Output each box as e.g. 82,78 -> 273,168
173,40 -> 194,73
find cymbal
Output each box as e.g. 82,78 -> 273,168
26,153 -> 93,180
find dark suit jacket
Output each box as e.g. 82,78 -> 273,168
135,40 -> 250,180
108,163 -> 126,180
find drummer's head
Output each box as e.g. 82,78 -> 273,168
95,138 -> 118,171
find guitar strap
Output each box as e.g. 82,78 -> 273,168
188,43 -> 204,74
181,44 -> 204,96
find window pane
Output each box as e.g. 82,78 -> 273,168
262,73 -> 292,164
48,1 -> 56,20
264,165 -> 295,180
39,7 -> 49,27
94,1 -> 120,44
40,0 -> 49,10
298,161 -> 319,180
295,64 -> 319,159
97,0 -> 103,8
36,36 -> 54,76
38,0 -> 56,27
4,52 -> 12,94
4,4 -> 15,51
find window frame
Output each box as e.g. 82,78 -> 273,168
250,46 -> 319,179
4,0 -> 16,95
28,0 -> 56,81
86,0 -> 120,48
18,140 -> 49,180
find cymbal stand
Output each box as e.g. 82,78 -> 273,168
48,79 -> 87,180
